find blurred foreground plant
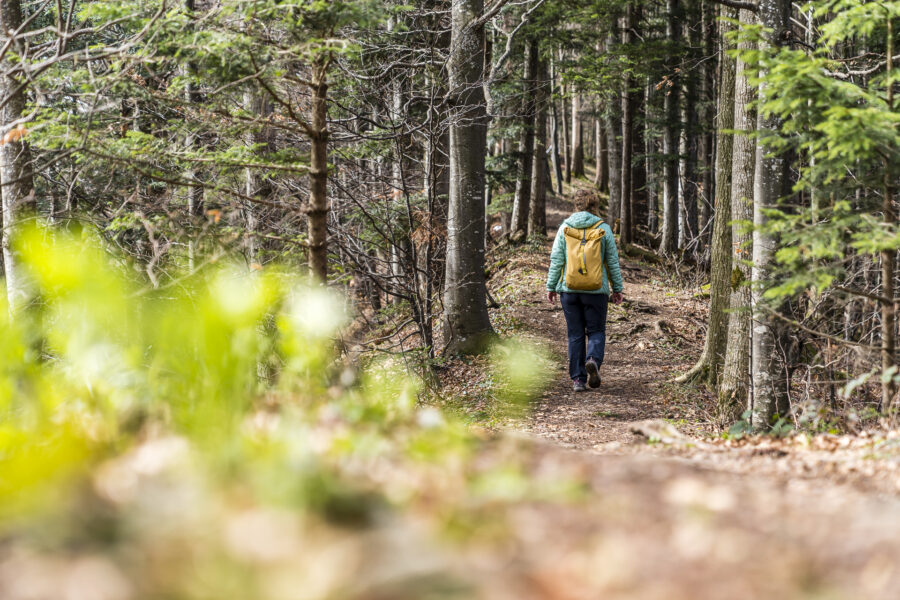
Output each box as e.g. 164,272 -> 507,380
0,226 -> 556,600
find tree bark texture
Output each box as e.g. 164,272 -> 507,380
244,91 -> 273,266
620,7 -> 636,245
561,76 -> 572,183
594,118 -> 609,192
528,54 -> 549,238
882,18 -> 896,409
678,6 -> 736,386
550,56 -> 564,194
750,0 -> 791,430
443,0 -> 494,354
423,78 -> 450,356
645,78 -> 659,234
511,39 -> 539,237
571,94 -> 585,178
551,100 -> 564,194
698,0 -> 716,251
677,2 -> 699,251
0,0 -> 35,313
719,8 -> 757,424
390,65 -> 410,303
605,102 -> 623,227
659,0 -> 680,254
307,62 -> 330,282
604,32 -> 622,226
424,132 -> 450,221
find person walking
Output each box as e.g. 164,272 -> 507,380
546,190 -> 624,392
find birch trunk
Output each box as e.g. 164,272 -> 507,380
677,5 -> 699,251
0,0 -> 35,313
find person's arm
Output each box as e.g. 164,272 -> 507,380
604,226 -> 624,297
546,225 -> 566,300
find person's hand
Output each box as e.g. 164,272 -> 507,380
611,292 -> 624,305
547,291 -> 557,304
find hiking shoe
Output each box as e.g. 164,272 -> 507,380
585,359 -> 601,388
573,378 -> 587,392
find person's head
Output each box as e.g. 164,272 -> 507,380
573,189 -> 600,215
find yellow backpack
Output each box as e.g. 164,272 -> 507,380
563,221 -> 606,291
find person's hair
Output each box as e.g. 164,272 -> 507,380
573,189 -> 600,215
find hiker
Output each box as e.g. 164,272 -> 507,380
546,189 -> 624,392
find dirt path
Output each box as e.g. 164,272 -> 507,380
476,195 -> 900,598
514,196 -> 709,448
474,192 -> 900,597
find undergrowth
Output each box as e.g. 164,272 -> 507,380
0,224 -> 565,600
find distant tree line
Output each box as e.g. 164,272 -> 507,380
0,0 -> 897,430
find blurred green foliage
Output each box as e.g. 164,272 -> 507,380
0,225 -> 556,599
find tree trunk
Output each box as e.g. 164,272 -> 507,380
645,78 -> 659,234
882,18 -> 896,409
594,118 -> 609,192
697,0 -> 716,251
571,94 -> 585,178
0,0 -> 35,313
719,8 -> 757,424
423,84 -> 449,356
750,0 -> 791,431
561,71 -> 572,184
620,7 -> 636,245
677,5 -> 736,386
389,62 -> 409,303
307,60 -> 330,282
604,32 -> 622,227
606,105 -> 622,227
443,0 -> 494,354
185,0 -> 204,271
511,39 -> 539,238
677,3 -> 699,251
424,132 -> 450,221
528,54 -> 549,238
244,91 -> 273,266
550,57 -> 564,195
658,0 -> 680,254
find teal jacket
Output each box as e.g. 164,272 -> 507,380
546,212 -> 624,295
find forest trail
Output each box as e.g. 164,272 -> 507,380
496,192 -> 900,493
470,193 -> 900,597
507,193 -> 710,447
524,250 -> 704,448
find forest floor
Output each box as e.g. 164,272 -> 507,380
433,186 -> 900,599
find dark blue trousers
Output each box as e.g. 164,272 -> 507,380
560,292 -> 609,381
